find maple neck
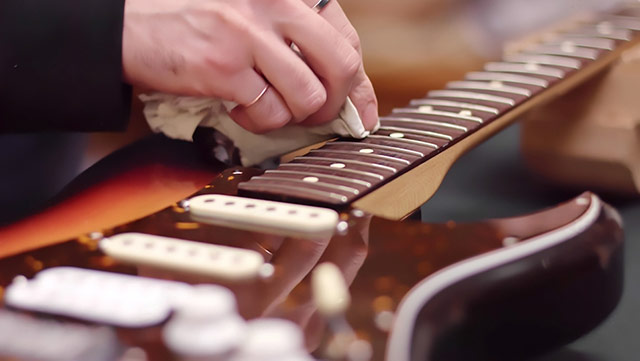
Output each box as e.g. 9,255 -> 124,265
239,7 -> 640,218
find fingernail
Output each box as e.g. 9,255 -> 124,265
291,115 -> 306,124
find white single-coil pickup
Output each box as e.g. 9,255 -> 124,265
4,267 -> 192,328
189,194 -> 339,237
100,233 -> 265,281
0,310 -> 120,361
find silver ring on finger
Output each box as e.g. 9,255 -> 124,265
312,0 -> 331,12
244,84 -> 269,107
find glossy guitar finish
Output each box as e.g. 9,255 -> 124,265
0,136 -> 218,258
0,146 -> 625,360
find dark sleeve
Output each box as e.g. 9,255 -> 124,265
0,0 -> 132,132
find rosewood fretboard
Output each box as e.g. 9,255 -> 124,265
239,6 -> 640,208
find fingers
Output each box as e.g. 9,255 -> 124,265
211,0 -> 379,133
311,0 -> 380,130
228,70 -> 292,134
279,4 -> 361,126
348,66 -> 379,130
294,0 -> 379,130
252,32 -> 327,122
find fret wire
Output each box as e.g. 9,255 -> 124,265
294,156 -> 398,173
446,80 -> 532,97
309,149 -> 411,165
428,90 -> 516,106
466,71 -> 549,88
604,14 -> 640,22
377,126 -> 453,141
591,21 -> 635,36
485,62 -> 565,78
392,107 -> 484,123
330,141 -> 425,157
525,45 -> 599,60
563,28 -> 632,41
239,182 -> 349,203
603,16 -> 640,31
503,54 -> 581,69
409,99 -> 500,115
249,176 -> 360,195
264,169 -> 372,188
380,116 -> 468,132
367,135 -> 439,149
279,163 -> 384,181
546,36 -> 615,51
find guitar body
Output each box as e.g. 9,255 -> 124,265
0,136 -> 218,258
0,135 -> 625,361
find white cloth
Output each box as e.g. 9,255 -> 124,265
140,93 -> 376,166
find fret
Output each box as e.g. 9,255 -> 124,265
392,107 -> 484,123
329,141 -> 425,158
428,90 -> 516,106
595,20 -> 638,34
309,148 -> 412,166
293,156 -> 398,174
367,134 -> 440,150
379,116 -> 469,133
239,182 -> 349,204
466,71 -> 549,88
375,129 -> 449,148
446,80 -> 532,97
264,169 -> 373,188
247,176 -> 361,195
503,54 -> 582,69
409,99 -> 500,115
396,105 -> 495,124
546,37 -> 616,51
377,126 -> 453,141
525,44 -> 600,60
485,62 -> 565,78
564,26 -> 632,41
359,137 -> 438,157
278,163 -> 384,181
603,16 -> 640,31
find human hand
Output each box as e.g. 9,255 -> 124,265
122,0 -> 378,134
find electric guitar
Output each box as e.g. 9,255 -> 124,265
0,5 -> 638,361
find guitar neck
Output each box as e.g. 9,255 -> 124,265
239,7 -> 640,219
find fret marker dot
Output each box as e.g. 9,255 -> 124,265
489,80 -> 503,88
459,110 -> 473,117
303,176 -> 319,183
525,63 -> 539,71
561,41 -> 576,53
390,132 -> 405,138
502,236 -> 519,247
597,22 -> 613,35
418,105 -> 433,112
359,148 -> 374,154
330,163 -> 346,169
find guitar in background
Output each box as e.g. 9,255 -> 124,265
522,44 -> 640,195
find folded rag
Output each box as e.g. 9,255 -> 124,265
140,93 -> 377,166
